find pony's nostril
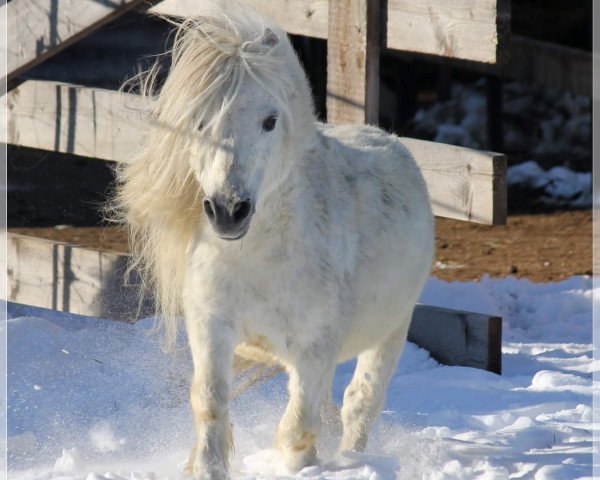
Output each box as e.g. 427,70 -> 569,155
233,200 -> 252,223
203,198 -> 215,220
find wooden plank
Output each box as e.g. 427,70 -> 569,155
150,0 -> 509,64
390,35 -> 593,97
399,138 -> 507,225
4,0 -> 156,84
5,233 -> 151,322
326,0 -> 380,125
7,80 -> 506,224
150,0 -> 329,40
7,80 -> 147,162
410,304 -> 502,374
505,35 -> 592,97
386,0 -> 510,64
4,233 -> 502,373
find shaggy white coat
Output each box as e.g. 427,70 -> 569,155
112,2 -> 434,478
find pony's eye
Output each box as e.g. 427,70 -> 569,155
262,115 -> 277,132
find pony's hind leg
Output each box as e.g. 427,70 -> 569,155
276,354 -> 337,471
339,325 -> 409,452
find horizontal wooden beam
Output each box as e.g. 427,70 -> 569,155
386,0 -> 510,64
506,35 -> 592,97
150,0 -> 509,64
6,233 -> 151,322
4,232 -> 502,373
4,0 -> 156,85
410,304 -> 501,374
150,0 -> 329,40
6,80 -> 146,162
7,80 -> 506,224
391,34 -> 593,97
399,138 -> 507,225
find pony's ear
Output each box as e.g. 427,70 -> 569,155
262,27 -> 278,47
241,28 -> 279,54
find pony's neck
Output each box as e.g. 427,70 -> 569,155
256,122 -> 319,222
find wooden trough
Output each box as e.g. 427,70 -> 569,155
4,0 -> 511,375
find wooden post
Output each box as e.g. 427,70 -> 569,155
326,0 -> 381,124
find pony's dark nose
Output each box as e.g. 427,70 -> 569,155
203,196 -> 253,239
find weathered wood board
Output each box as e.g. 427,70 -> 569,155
150,0 -> 509,64
7,81 -> 147,162
410,304 -> 502,374
386,0 -> 510,64
506,35 -> 592,97
4,233 -> 502,373
392,34 -> 593,97
151,0 -> 329,40
400,138 -> 506,225
6,232 -> 152,322
7,80 -> 506,225
4,0 -> 155,84
326,0 -> 380,124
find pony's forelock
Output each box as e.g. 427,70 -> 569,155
110,4 -> 314,349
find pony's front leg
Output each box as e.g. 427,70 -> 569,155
276,352 -> 336,472
185,309 -> 235,480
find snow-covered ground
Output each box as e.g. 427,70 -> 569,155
7,275 -> 597,479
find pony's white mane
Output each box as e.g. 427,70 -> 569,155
109,3 -> 315,348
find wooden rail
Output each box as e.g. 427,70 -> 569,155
150,0 -> 510,124
385,0 -> 510,64
7,80 -> 507,225
5,232 -> 502,374
392,34 -> 593,97
151,0 -> 509,65
505,35 -> 592,97
3,0 -> 157,85
153,1 -> 590,97
6,233 -> 147,322
7,80 -> 146,161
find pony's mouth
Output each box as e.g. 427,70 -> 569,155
216,225 -> 249,241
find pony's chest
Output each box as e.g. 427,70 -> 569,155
228,243 -> 342,339
237,253 -> 321,315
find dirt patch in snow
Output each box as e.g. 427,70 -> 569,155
433,209 -> 592,282
9,210 -> 592,283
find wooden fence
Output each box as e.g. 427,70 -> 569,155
3,0 -> 510,374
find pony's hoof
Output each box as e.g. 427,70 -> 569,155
185,450 -> 229,480
281,444 -> 317,472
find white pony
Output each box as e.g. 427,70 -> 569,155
112,2 -> 434,478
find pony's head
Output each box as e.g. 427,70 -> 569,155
112,3 -> 316,346
155,5 -> 315,240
